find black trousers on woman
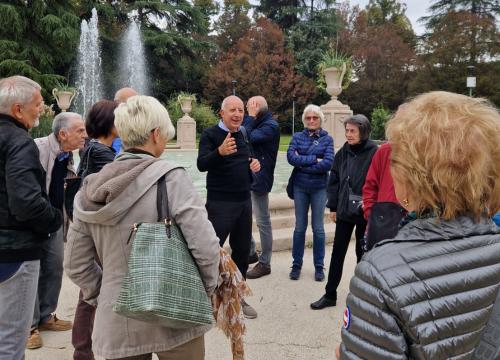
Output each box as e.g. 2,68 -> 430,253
324,218 -> 367,300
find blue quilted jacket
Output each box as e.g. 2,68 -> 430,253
287,129 -> 334,190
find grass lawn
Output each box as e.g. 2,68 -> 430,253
279,134 -> 292,152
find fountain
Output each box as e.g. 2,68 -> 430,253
119,21 -> 149,95
74,8 -> 103,116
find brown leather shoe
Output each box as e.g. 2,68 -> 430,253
26,328 -> 42,349
246,262 -> 271,279
38,314 -> 72,331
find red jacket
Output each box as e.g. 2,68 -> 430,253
362,142 -> 399,220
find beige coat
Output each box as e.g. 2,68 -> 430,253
64,153 -> 220,359
35,133 -> 77,238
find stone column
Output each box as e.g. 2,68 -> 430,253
320,99 -> 352,150
176,115 -> 196,149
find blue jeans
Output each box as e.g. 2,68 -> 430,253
0,260 -> 40,360
249,192 -> 273,266
292,184 -> 326,269
32,226 -> 64,327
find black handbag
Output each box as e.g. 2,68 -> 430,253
286,168 -> 298,200
64,144 -> 92,221
346,185 -> 363,217
364,202 -> 405,251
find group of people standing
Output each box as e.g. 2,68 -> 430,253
0,74 -> 499,360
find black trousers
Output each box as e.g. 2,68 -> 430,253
206,199 -> 252,278
324,218 -> 366,300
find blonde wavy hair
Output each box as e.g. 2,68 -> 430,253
386,91 -> 500,220
114,95 -> 175,149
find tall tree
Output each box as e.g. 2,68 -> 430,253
0,0 -> 80,93
256,0 -> 305,30
286,0 -> 339,80
337,4 -> 417,115
422,0 -> 500,63
203,17 -> 317,132
213,0 -> 252,53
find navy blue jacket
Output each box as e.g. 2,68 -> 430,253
243,112 -> 280,194
287,129 -> 334,190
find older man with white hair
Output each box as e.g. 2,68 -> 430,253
197,95 -> 261,319
26,112 -> 87,349
0,75 -> 62,359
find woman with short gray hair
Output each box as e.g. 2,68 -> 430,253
65,95 -> 220,359
311,114 -> 378,310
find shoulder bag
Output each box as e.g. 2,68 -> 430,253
113,173 -> 214,329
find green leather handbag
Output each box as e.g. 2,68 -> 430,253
113,173 -> 214,329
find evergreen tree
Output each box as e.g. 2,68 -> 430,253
0,0 -> 80,94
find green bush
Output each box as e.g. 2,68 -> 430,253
371,104 -> 392,140
29,112 -> 54,139
166,94 -> 218,135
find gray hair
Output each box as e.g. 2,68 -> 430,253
344,114 -> 372,141
52,112 -> 82,136
0,76 -> 41,114
114,95 -> 175,149
302,104 -> 325,127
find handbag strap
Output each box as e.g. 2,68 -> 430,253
156,174 -> 172,237
472,287 -> 500,359
239,126 -> 255,158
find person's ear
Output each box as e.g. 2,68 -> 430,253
11,103 -> 23,120
152,127 -> 161,143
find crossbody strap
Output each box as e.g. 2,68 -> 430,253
471,287 -> 500,359
239,126 -> 254,158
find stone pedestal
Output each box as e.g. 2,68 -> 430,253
320,99 -> 353,150
176,115 -> 196,149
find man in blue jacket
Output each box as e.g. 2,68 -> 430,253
244,96 -> 280,279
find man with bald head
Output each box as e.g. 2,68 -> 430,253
112,87 -> 138,153
0,75 -> 62,358
114,87 -> 138,103
244,96 -> 280,279
197,95 -> 260,318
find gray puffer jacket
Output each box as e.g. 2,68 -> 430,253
340,216 -> 500,360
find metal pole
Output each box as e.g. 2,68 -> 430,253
292,99 -> 295,135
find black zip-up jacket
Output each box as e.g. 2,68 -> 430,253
0,113 -> 62,262
327,140 -> 378,223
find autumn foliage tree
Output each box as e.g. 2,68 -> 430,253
203,17 -> 317,132
337,4 -> 417,116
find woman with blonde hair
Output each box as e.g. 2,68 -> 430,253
65,96 -> 220,360
336,91 -> 500,359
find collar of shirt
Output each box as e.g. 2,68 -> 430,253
308,129 -> 321,138
218,120 -> 240,133
57,151 -> 70,161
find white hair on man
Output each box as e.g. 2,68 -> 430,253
0,76 -> 41,114
301,104 -> 325,126
114,95 -> 175,149
52,112 -> 82,137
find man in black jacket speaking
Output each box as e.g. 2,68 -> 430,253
197,95 -> 260,319
0,75 -> 62,358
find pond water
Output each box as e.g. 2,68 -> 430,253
162,150 -> 291,197
74,150 -> 292,197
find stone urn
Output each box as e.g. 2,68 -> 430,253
178,95 -> 194,116
52,88 -> 76,112
323,62 -> 346,105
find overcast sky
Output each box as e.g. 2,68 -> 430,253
348,0 -> 432,35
